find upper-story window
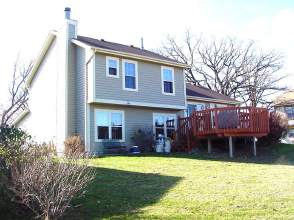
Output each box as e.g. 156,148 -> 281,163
123,59 -> 138,91
106,56 -> 119,78
161,66 -> 175,95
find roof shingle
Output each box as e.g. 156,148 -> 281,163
76,35 -> 181,64
186,83 -> 239,103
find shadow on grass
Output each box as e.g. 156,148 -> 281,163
64,167 -> 182,219
112,143 -> 294,166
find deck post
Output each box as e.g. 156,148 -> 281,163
229,136 -> 233,158
253,137 -> 257,157
208,138 -> 212,154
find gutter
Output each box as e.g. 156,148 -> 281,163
187,95 -> 240,105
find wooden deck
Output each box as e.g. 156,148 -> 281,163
174,107 -> 270,154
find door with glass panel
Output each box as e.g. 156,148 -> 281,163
153,114 -> 176,140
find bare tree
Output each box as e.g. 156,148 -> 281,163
159,31 -> 286,106
9,145 -> 95,220
0,59 -> 33,126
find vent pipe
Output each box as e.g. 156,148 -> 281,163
64,7 -> 71,19
141,37 -> 144,49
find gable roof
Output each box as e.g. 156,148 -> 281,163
73,36 -> 187,68
186,83 -> 240,104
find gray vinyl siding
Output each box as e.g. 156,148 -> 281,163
94,53 -> 186,108
67,24 -> 78,136
88,103 -> 182,154
75,46 -> 86,140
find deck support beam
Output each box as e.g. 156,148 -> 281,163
208,138 -> 212,154
229,136 -> 233,158
253,137 -> 257,157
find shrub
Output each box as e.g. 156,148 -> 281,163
64,136 -> 85,157
259,111 -> 288,146
9,143 -> 95,220
0,126 -> 31,216
131,128 -> 155,152
0,126 -> 31,168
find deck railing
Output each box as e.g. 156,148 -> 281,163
177,107 -> 269,139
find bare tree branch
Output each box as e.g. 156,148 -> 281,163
0,59 -> 33,126
159,31 -> 288,107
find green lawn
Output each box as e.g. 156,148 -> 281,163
66,144 -> 294,220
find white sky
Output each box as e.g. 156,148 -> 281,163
0,0 -> 294,104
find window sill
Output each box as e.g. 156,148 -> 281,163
123,88 -> 138,92
106,74 -> 120,78
95,139 -> 125,143
162,92 -> 175,96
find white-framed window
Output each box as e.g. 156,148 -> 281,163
95,109 -> 125,142
106,56 -> 119,78
122,59 -> 138,91
161,66 -> 175,95
153,113 -> 176,139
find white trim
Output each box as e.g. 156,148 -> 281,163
161,66 -> 175,96
106,56 -> 120,78
186,96 -> 240,105
152,113 -> 177,139
12,109 -> 30,126
26,31 -> 57,87
183,72 -> 187,108
91,98 -> 186,110
92,56 -> 96,102
94,109 -> 125,142
72,39 -> 93,50
72,39 -> 189,68
122,59 -> 138,92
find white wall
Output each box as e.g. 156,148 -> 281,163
19,39 -> 59,144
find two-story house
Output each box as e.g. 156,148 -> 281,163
15,8 -> 238,154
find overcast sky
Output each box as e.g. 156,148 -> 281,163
0,0 -> 294,104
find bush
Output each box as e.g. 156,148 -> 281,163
64,136 -> 85,157
131,128 -> 155,152
0,126 -> 31,169
0,126 -> 31,216
259,111 -> 288,146
9,143 -> 95,220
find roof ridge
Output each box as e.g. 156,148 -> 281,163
78,35 -> 166,56
76,35 -> 182,65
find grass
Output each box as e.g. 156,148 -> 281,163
65,143 -> 294,220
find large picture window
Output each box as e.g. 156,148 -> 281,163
95,110 -> 124,141
161,66 -> 175,95
123,59 -> 138,91
153,113 -> 176,139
